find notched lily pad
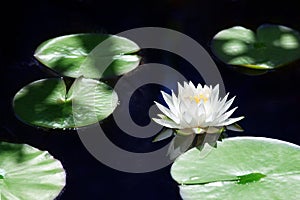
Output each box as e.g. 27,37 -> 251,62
13,77 -> 118,129
0,141 -> 66,200
34,33 -> 141,79
211,24 -> 300,70
171,136 -> 300,200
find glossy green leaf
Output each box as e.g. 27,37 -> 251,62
171,137 -> 300,200
34,33 -> 141,79
0,141 -> 66,199
13,77 -> 118,129
211,24 -> 300,69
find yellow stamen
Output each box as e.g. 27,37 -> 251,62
192,94 -> 208,103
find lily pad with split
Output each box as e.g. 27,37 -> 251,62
211,24 -> 300,70
13,77 -> 118,129
171,136 -> 300,200
0,141 -> 66,200
34,33 -> 141,79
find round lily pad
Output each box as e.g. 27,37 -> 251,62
34,33 -> 141,79
0,141 -> 66,199
171,136 -> 300,200
13,77 -> 118,129
211,24 -> 300,69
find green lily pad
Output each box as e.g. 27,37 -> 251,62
211,24 -> 300,69
0,141 -> 66,199
34,33 -> 141,79
13,77 -> 118,129
171,136 -> 300,200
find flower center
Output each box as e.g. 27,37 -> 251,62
192,94 -> 208,103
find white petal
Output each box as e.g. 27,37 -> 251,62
210,93 -> 229,121
183,82 -> 190,90
183,112 -> 193,124
211,84 -> 220,105
161,91 -> 179,117
213,84 -> 219,91
171,90 -> 180,112
157,114 -> 166,119
186,101 -> 201,126
216,107 -> 238,123
154,101 -> 180,123
226,123 -> 244,132
218,93 -> 229,108
177,82 -> 184,96
196,104 -> 206,126
217,96 -> 236,117
189,81 -> 196,90
179,100 -> 189,114
217,116 -> 244,126
179,101 -> 195,127
161,91 -> 172,105
152,118 -> 180,129
196,83 -> 203,89
203,85 -> 210,91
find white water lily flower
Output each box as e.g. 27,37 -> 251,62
153,81 -> 244,136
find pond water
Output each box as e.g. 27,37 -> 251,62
1,0 -> 300,200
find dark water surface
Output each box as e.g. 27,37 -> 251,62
1,0 -> 300,199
